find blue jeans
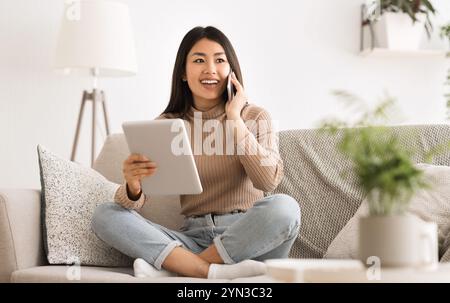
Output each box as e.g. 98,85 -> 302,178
91,194 -> 301,270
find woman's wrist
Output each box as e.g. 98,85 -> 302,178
126,183 -> 142,201
227,113 -> 241,121
233,118 -> 248,144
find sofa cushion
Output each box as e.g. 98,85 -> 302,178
324,163 -> 450,261
37,145 -> 132,266
10,266 -> 229,283
92,133 -> 129,185
0,189 -> 47,283
270,125 -> 450,258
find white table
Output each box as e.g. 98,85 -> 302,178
265,259 -> 450,283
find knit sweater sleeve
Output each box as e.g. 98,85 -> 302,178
114,182 -> 148,210
236,109 -> 284,192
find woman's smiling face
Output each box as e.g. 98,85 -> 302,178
185,38 -> 231,109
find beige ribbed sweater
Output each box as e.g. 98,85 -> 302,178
114,102 -> 284,217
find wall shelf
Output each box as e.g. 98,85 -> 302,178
359,4 -> 448,59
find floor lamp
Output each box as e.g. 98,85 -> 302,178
71,74 -> 110,167
54,0 -> 137,167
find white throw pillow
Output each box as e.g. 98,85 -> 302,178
38,145 -> 133,266
324,163 -> 450,261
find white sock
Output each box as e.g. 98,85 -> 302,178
207,260 -> 267,279
133,258 -> 177,278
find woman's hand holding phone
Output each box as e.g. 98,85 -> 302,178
123,153 -> 158,199
225,71 -> 248,121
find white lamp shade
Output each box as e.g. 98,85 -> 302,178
54,0 -> 137,77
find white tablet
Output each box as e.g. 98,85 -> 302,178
122,119 -> 203,195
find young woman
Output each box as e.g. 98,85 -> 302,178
91,26 -> 301,279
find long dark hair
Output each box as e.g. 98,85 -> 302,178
162,26 -> 243,118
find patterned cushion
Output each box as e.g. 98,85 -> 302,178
270,125 -> 450,258
442,235 -> 450,262
37,145 -> 132,266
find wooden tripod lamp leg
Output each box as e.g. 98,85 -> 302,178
71,89 -> 111,167
101,91 -> 111,136
71,91 -> 88,162
91,89 -> 98,167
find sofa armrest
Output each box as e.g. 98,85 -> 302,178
0,188 -> 47,282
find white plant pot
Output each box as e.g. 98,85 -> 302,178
359,216 -> 438,268
372,12 -> 426,50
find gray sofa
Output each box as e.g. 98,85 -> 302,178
1,124 -> 449,283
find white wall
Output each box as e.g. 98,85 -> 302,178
1,0 -> 449,189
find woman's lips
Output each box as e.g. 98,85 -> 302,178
200,82 -> 219,90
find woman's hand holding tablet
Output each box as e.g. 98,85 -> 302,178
122,119 -> 203,195
122,153 -> 158,199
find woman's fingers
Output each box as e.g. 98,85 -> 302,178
124,161 -> 157,172
122,154 -> 156,189
130,167 -> 157,177
132,162 -> 157,169
125,153 -> 150,164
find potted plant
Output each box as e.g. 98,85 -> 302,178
320,91 -> 441,267
363,0 -> 436,50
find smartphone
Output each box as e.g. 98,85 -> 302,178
227,70 -> 236,102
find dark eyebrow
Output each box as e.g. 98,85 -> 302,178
191,52 -> 225,57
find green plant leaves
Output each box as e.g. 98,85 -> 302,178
318,91 -> 438,216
